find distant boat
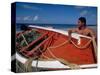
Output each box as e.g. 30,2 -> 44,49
16,25 -> 97,70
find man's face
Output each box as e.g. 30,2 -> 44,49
77,20 -> 84,28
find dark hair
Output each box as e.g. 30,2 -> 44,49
78,17 -> 86,25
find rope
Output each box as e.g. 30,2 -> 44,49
71,40 -> 92,49
24,58 -> 34,72
38,48 -> 81,69
41,38 -> 92,69
37,40 -> 81,69
21,34 -> 28,46
38,48 -> 52,60
24,56 -> 39,72
47,48 -> 81,69
47,39 -> 92,49
48,39 -> 69,49
24,36 -> 93,71
16,61 -> 25,72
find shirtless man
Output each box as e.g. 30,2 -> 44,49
67,17 -> 97,68
68,17 -> 96,41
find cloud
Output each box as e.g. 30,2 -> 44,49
23,16 -> 31,21
17,15 -> 39,22
80,10 -> 88,16
33,15 -> 39,21
80,10 -> 97,18
22,4 -> 41,10
16,17 -> 21,20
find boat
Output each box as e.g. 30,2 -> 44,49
15,25 -> 97,72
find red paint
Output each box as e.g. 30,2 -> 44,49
16,28 -> 96,65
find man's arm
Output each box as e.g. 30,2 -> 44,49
68,28 -> 77,41
89,29 -> 96,40
68,28 -> 77,35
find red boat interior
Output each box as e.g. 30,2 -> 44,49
16,28 -> 97,65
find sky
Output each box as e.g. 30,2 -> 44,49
16,2 -> 97,25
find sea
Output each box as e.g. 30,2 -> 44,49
16,23 -> 97,33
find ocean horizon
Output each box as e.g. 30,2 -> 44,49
16,23 -> 97,32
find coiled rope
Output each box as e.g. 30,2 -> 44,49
24,37 -> 93,71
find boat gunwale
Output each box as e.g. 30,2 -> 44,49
15,52 -> 97,69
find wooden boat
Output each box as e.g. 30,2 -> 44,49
15,25 -> 97,71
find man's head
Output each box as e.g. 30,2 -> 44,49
77,17 -> 86,28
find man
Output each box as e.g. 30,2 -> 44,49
68,17 -> 96,41
68,17 -> 97,59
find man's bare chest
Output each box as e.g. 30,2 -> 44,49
76,29 -> 90,36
